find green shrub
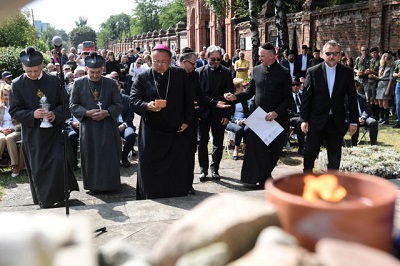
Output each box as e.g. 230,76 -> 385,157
0,46 -> 51,77
318,146 -> 400,178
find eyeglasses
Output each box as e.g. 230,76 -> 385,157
153,60 -> 169,65
185,60 -> 196,66
292,84 -> 301,86
210,58 -> 221,62
325,52 -> 340,56
136,62 -> 142,65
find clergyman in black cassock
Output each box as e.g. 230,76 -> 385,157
225,43 -> 292,188
9,47 -> 79,208
130,44 -> 195,200
70,52 -> 123,194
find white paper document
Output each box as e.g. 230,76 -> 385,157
245,106 -> 284,146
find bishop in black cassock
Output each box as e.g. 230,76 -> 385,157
130,44 -> 195,200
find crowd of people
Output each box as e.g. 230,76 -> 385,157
3,39 -> 399,208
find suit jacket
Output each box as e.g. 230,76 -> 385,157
287,93 -> 301,119
195,58 -> 208,69
196,65 -> 234,122
356,93 -> 371,119
300,62 -> 358,133
120,93 -> 134,128
296,54 -> 314,76
280,59 -> 301,78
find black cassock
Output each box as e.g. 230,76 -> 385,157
236,62 -> 292,185
130,67 -> 194,200
9,72 -> 79,208
70,76 -> 123,192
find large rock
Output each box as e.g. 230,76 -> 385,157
227,227 -> 318,266
316,238 -> 400,266
151,194 -> 279,266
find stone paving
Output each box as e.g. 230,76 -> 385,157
1,115 -> 399,250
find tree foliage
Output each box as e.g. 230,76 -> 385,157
0,11 -> 36,48
98,14 -> 131,47
39,26 -> 69,51
130,0 -> 161,35
159,0 -> 187,30
69,26 -> 96,48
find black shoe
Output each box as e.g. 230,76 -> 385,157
297,148 -> 304,156
393,124 -> 400,128
87,190 -> 99,196
212,171 -> 221,180
199,172 -> 208,182
188,187 -> 196,195
40,200 -> 65,209
121,158 -> 131,167
378,118 -> 384,123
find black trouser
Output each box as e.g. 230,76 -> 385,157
303,116 -> 344,172
197,116 -> 226,174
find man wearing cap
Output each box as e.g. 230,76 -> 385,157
224,42 -> 292,188
130,44 -> 195,200
308,48 -> 324,67
296,44 -> 313,78
280,50 -> 300,79
2,71 -> 13,84
9,46 -> 79,208
70,52 -> 123,195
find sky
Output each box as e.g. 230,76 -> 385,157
23,0 -> 136,32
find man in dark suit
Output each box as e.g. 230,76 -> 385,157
195,51 -> 208,68
297,44 -> 314,78
351,91 -> 378,146
280,50 -> 300,80
287,76 -> 306,155
196,45 -> 234,181
301,40 -> 358,172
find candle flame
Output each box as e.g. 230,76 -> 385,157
302,174 -> 347,202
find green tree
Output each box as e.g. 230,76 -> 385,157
0,11 -> 36,48
130,0 -> 161,35
159,0 -> 187,29
69,26 -> 96,48
202,0 -> 230,45
39,26 -> 69,51
98,14 -> 131,48
75,17 -> 89,28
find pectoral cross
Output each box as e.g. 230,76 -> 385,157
97,101 -> 102,110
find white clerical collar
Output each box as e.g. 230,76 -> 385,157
25,71 -> 44,80
324,63 -> 337,70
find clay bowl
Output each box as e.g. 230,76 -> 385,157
154,99 -> 167,108
265,172 -> 397,252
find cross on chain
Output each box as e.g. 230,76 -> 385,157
97,101 -> 102,110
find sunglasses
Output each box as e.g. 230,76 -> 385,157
292,83 -> 301,86
185,60 -> 196,66
210,58 -> 221,62
325,52 -> 340,56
